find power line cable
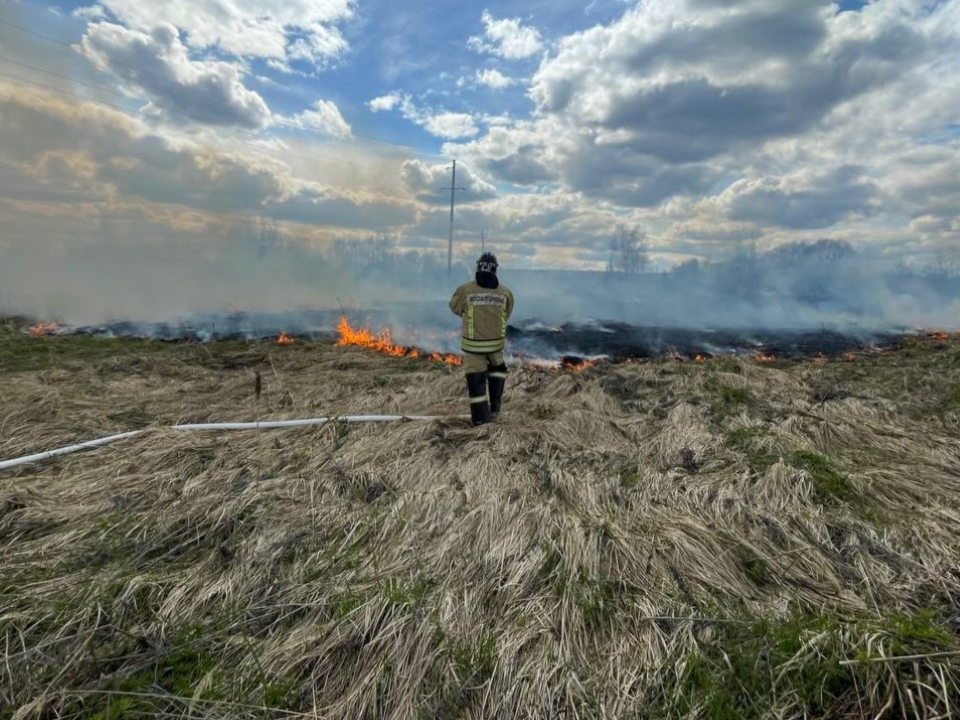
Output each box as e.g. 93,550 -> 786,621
0,53 -> 132,99
0,184 -> 105,201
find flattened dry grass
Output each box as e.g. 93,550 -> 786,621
2,324 -> 960,719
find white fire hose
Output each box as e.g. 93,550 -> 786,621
0,415 -> 465,472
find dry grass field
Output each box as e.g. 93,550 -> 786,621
2,317 -> 960,719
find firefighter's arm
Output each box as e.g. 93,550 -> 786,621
449,287 -> 465,316
505,288 -> 515,320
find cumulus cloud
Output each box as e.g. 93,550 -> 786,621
0,83 -> 414,230
280,99 -> 352,139
367,92 -> 478,139
486,152 -> 554,186
400,159 -> 497,204
475,68 -> 514,90
880,145 -> 960,249
368,93 -> 403,112
422,112 -> 479,140
266,185 -> 416,228
468,10 -> 543,59
443,0 -> 960,253
442,122 -> 558,187
79,22 -> 272,128
6,0 -> 960,276
528,1 -> 924,162
80,0 -> 353,67
720,166 -> 880,230
72,5 -> 107,20
886,147 -> 960,219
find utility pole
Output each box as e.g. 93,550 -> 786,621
442,160 -> 465,276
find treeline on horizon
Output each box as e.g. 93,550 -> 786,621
300,224 -> 960,310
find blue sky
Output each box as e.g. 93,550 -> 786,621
19,0 -> 629,153
0,0 -> 958,288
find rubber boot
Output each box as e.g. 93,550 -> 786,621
487,363 -> 507,415
466,372 -> 491,426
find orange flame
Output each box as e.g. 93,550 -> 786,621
28,321 -> 60,336
425,351 -> 461,365
753,353 -> 775,363
561,357 -> 597,372
337,316 -> 462,366
927,330 -> 949,341
277,332 -> 295,345
842,352 -> 857,362
694,354 -> 705,363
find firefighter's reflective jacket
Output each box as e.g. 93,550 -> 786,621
449,280 -> 515,354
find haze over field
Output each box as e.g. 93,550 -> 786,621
1,0 -> 958,328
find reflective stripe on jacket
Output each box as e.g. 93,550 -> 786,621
449,281 -> 514,353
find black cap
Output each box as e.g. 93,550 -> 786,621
477,252 -> 498,274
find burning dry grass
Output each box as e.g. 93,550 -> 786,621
2,320 -> 960,719
337,316 -> 462,366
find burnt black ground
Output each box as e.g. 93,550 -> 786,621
60,309 -> 903,363
505,322 -> 903,361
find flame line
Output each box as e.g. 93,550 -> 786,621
337,316 -> 462,366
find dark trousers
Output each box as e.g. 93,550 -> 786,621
463,353 -> 508,425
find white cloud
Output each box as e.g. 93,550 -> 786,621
446,0 -> 960,251
6,0 -> 960,275
0,82 -> 416,232
367,92 -> 478,139
718,165 -> 880,230
476,68 -> 514,90
280,99 -> 352,139
400,159 -> 497,203
79,22 -> 272,128
422,112 -> 479,139
368,93 -> 402,112
72,5 -> 106,20
468,10 -> 543,59
481,114 -> 514,127
80,0 -> 353,66
883,145 -> 960,227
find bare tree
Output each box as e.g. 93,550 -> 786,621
328,233 -> 447,279
606,224 -> 650,275
671,258 -> 701,280
331,232 -> 393,272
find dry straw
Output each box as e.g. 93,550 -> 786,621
2,333 -> 959,718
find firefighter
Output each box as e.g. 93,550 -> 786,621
449,252 -> 515,425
